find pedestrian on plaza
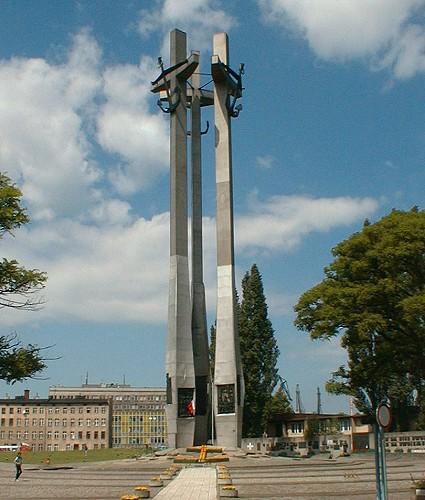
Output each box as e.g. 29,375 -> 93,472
14,451 -> 23,481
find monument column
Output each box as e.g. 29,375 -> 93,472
211,32 -> 244,448
151,30 -> 199,448
190,67 -> 210,446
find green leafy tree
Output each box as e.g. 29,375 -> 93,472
0,173 -> 48,382
304,416 -> 320,443
239,264 -> 280,436
295,209 -> 425,428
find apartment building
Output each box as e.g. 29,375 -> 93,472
0,390 -> 111,451
49,383 -> 167,448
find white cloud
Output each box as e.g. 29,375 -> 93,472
0,30 -> 102,220
138,0 -> 235,53
0,214 -> 170,327
256,154 -> 275,169
0,191 -> 378,328
236,193 -> 378,252
0,29 -> 169,217
258,0 -> 425,79
97,57 -> 169,195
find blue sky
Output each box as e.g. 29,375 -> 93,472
1,0 -> 424,413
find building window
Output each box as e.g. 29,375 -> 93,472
1,408 -> 5,414
101,418 -> 106,426
47,431 -> 52,439
94,431 -> 98,439
101,431 -> 106,440
47,444 -> 52,451
38,443 -> 44,451
53,444 -> 59,451
39,431 -> 44,439
290,422 -> 304,434
94,407 -> 99,414
62,419 -> 67,427
70,431 -> 75,440
54,431 -> 59,439
63,408 -> 67,414
54,408 -> 60,414
86,419 -> 91,427
9,408 -> 14,414
101,407 -> 106,414
70,419 -> 75,427
32,419 -> 37,426
24,419 -> 29,427
32,408 -> 37,414
17,431 -> 21,439
70,408 -> 75,414
39,418 -> 44,426
16,418 -> 21,426
340,419 -> 351,431
32,431 -> 37,439
78,419 -> 83,427
62,432 -> 67,440
54,419 -> 60,427
86,432 -> 91,439
9,418 -> 13,426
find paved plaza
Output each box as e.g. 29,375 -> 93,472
0,453 -> 424,499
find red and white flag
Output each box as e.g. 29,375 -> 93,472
186,399 -> 195,416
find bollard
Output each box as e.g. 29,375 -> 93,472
148,477 -> 164,487
134,485 -> 150,498
220,485 -> 238,498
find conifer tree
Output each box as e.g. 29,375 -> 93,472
239,264 -> 280,436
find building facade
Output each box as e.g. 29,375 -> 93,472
247,412 -> 373,455
49,384 -> 167,448
0,390 -> 111,451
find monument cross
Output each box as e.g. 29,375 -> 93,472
211,32 -> 244,448
189,66 -> 212,446
152,29 -> 244,449
151,29 -> 199,448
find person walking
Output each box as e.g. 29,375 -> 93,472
14,451 -> 23,481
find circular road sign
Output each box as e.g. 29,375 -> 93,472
376,402 -> 392,429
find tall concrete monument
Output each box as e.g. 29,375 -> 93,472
151,30 -> 199,448
211,33 -> 244,448
189,65 -> 213,446
152,29 -> 244,449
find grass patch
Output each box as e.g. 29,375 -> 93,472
0,447 -> 154,465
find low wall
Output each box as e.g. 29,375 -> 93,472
384,431 -> 425,453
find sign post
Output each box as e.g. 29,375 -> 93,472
375,402 -> 391,500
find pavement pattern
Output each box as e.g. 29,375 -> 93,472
0,452 -> 424,499
155,466 -> 216,499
